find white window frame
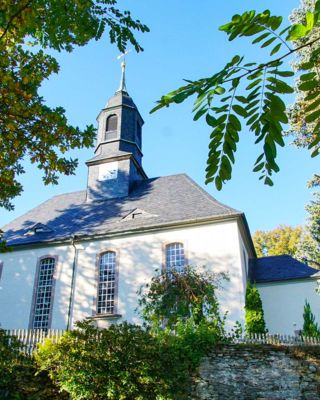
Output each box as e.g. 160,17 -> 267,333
96,250 -> 118,315
29,255 -> 57,330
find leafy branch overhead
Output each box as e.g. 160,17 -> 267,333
0,0 -> 149,210
151,5 -> 320,190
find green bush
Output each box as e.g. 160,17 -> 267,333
245,282 -> 267,334
0,329 -> 67,400
303,300 -> 320,337
35,321 -> 193,400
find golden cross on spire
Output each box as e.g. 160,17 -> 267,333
116,49 -> 131,93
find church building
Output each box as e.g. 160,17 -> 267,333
1,64 -> 319,334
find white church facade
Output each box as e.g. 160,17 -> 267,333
1,65 -> 319,334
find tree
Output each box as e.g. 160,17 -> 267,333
253,225 -> 303,257
151,3 -> 320,190
0,0 -> 149,210
302,300 -> 320,337
245,282 -> 267,334
138,266 -> 226,336
287,0 -> 320,187
296,192 -> 320,268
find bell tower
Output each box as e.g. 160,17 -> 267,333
86,61 -> 147,201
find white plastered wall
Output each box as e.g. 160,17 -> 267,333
0,219 -> 247,330
257,279 -> 320,335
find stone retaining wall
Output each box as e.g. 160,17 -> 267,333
190,345 -> 320,400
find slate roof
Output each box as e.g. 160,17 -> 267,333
249,255 -> 320,283
2,174 -> 241,247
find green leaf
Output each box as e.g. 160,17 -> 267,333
305,11 -> 315,30
299,80 -> 319,91
206,113 -> 217,127
305,98 -> 320,113
300,72 -> 317,82
287,24 -> 307,41
253,162 -> 264,172
228,114 -> 241,131
261,37 -> 276,48
232,105 -> 247,117
270,43 -> 281,56
305,109 -> 320,123
252,32 -> 270,44
215,176 -> 222,190
264,177 -> 274,186
235,96 -> 248,104
271,70 -> 294,77
193,107 -> 207,121
246,79 -> 261,90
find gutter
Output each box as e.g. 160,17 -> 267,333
66,235 -> 78,330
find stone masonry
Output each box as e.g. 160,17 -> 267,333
190,345 -> 320,400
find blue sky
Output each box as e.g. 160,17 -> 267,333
1,0 -> 318,233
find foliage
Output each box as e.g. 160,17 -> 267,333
287,0 -> 319,186
138,265 -> 227,335
302,300 -> 320,337
253,225 -> 303,257
296,191 -> 320,268
0,0 -> 149,210
0,329 -> 66,399
151,4 -> 320,190
36,320 -> 194,400
245,282 -> 267,334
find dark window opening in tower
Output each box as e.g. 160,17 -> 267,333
136,121 -> 142,149
105,115 -> 118,140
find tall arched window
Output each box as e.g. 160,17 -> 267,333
165,243 -> 185,274
32,257 -> 56,330
105,114 -> 118,140
97,251 -> 117,314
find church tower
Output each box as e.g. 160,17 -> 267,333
86,61 -> 147,201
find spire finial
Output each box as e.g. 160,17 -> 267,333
116,49 -> 131,94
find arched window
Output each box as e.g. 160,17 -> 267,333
105,114 -> 118,140
97,251 -> 117,314
165,243 -> 185,274
32,257 -> 56,330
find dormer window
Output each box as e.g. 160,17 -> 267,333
105,114 -> 118,140
26,223 -> 53,236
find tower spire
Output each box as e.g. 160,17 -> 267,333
116,50 -> 131,94
117,61 -> 127,93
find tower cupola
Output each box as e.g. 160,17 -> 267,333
86,62 -> 147,201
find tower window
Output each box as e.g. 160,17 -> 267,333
97,251 -> 117,314
136,121 -> 142,148
105,114 -> 118,140
165,243 -> 185,274
31,257 -> 56,330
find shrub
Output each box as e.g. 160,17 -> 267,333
35,321 -> 191,400
303,300 -> 320,337
245,282 -> 267,334
0,329 -> 66,399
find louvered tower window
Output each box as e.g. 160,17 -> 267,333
97,251 -> 117,314
105,114 -> 118,140
32,257 -> 56,330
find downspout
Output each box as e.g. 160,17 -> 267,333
67,235 -> 78,330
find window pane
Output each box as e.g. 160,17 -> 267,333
32,258 -> 55,330
166,243 -> 185,274
97,252 -> 116,314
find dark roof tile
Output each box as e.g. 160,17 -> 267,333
249,255 -> 320,283
2,174 -> 241,246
